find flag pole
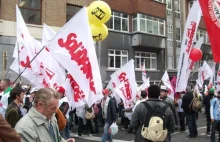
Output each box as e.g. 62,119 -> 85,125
17,41 -> 22,82
13,46 -> 46,84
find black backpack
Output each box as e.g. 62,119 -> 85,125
141,101 -> 169,142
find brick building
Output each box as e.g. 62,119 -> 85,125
0,0 -> 213,86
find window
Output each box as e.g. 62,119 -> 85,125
135,52 -> 157,70
167,56 -> 174,69
108,50 -> 128,69
133,14 -> 165,36
19,0 -> 41,24
176,41 -> 181,48
66,4 -> 81,22
167,25 -> 173,40
175,0 -> 180,19
166,0 -> 172,17
154,0 -> 164,3
196,29 -> 209,44
176,28 -> 181,41
176,55 -> 180,68
108,11 -> 129,32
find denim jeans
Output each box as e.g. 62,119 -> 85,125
60,123 -> 70,139
101,122 -> 112,142
211,120 -> 220,142
186,114 -> 198,137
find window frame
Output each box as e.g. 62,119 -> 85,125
154,0 -> 164,3
167,55 -> 174,69
135,51 -> 157,70
167,25 -> 173,40
176,27 -> 181,41
108,49 -> 128,69
19,0 -> 42,25
175,0 -> 181,20
133,13 -> 165,36
108,11 -> 129,33
66,4 -> 82,22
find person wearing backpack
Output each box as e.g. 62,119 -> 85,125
160,86 -> 178,130
131,85 -> 175,142
210,91 -> 220,142
203,88 -> 215,134
181,86 -> 198,139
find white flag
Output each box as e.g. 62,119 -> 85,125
176,1 -> 201,92
215,66 -> 220,92
196,61 -> 213,87
142,61 -> 147,83
106,79 -> 121,104
47,7 -> 103,107
111,59 -> 137,109
161,70 -> 174,100
209,62 -> 216,86
186,37 -> 204,82
63,74 -> 86,108
42,23 -> 56,47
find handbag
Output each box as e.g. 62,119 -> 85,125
85,109 -> 95,120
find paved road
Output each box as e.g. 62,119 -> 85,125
70,112 -> 219,142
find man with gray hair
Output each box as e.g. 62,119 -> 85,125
15,87 -> 75,142
181,86 -> 198,139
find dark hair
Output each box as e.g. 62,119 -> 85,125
148,85 -> 160,99
9,87 -> 24,100
141,90 -> 147,98
3,79 -> 10,86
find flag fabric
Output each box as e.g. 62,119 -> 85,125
176,1 -> 202,92
142,61 -> 147,83
111,59 -> 137,109
161,70 -> 174,100
216,66 -> 220,92
42,23 -> 56,47
106,79 -> 121,104
186,37 -> 204,82
63,74 -> 86,108
199,0 -> 220,62
170,76 -> 177,93
47,7 -> 103,107
196,61 -> 213,87
209,62 -> 216,86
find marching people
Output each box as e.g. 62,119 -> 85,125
177,92 -> 186,131
5,86 -> 25,128
210,91 -> 220,142
15,87 -> 75,142
181,86 -> 198,139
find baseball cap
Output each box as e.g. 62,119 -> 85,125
160,85 -> 168,92
30,87 -> 39,94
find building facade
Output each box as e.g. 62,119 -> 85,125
0,0 -> 213,86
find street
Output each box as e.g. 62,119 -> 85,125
70,112 -> 219,142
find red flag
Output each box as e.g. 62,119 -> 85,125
199,0 -> 220,62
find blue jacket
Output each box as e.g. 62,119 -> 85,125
210,98 -> 220,121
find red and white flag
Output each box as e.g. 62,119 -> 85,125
47,7 -> 103,107
196,61 -> 213,87
216,66 -> 220,92
111,59 -> 137,108
176,1 -> 201,92
199,0 -> 220,62
186,37 -> 204,82
161,70 -> 174,100
63,74 -> 86,108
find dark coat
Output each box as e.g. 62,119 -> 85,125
131,99 -> 175,142
106,96 -> 118,124
5,101 -> 22,128
181,92 -> 194,115
0,114 -> 21,142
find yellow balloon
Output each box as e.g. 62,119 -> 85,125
88,1 -> 111,24
90,24 -> 108,41
87,7 -> 93,25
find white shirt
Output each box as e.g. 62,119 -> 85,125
177,99 -> 184,112
0,92 -> 10,118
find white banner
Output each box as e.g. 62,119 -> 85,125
215,65 -> 220,92
196,61 -> 213,87
142,61 -> 147,83
209,62 -> 216,86
176,1 -> 201,92
47,7 -> 103,107
111,59 -> 137,109
161,70 -> 174,101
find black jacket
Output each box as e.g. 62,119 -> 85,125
181,92 -> 194,115
106,96 -> 117,123
203,93 -> 214,114
131,99 -> 175,142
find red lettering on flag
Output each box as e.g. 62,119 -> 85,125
58,33 -> 96,94
118,72 -> 132,100
20,56 -> 32,69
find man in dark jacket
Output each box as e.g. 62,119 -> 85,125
101,89 -> 117,142
5,87 -> 25,128
131,85 -> 175,142
181,86 -> 198,138
203,88 -> 215,134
